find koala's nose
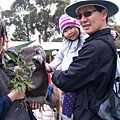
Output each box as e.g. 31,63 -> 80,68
19,58 -> 22,62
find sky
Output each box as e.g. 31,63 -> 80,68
0,0 -> 119,25
0,0 -> 15,10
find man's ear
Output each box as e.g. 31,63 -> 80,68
102,9 -> 108,20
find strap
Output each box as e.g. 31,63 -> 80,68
100,38 -> 117,84
100,39 -> 119,119
26,102 -> 37,120
100,39 -> 117,61
89,38 -> 117,103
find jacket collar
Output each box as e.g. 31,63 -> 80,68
85,28 -> 111,42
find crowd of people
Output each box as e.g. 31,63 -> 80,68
0,0 -> 119,120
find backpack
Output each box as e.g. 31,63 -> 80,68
91,39 -> 120,120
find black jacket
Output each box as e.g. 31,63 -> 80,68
52,28 -> 117,120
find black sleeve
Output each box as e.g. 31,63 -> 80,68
52,44 -> 99,92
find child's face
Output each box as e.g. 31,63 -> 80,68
63,26 -> 79,40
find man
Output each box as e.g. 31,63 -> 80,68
52,0 -> 119,120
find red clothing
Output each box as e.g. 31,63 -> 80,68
47,73 -> 52,85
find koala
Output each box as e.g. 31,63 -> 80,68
18,44 -> 48,104
18,44 -> 46,64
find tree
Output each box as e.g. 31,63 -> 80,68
53,0 -> 70,33
1,0 -> 70,42
114,25 -> 120,34
107,16 -> 117,29
2,0 -> 35,41
5,0 -> 119,42
30,0 -> 70,42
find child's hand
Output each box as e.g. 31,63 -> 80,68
111,30 -> 117,39
45,63 -> 52,72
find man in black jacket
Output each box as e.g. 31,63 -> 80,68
52,0 -> 119,120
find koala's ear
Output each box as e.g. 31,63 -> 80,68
35,46 -> 45,54
36,48 -> 41,54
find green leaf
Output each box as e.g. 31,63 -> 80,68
5,51 -> 16,62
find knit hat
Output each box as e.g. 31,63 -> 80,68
59,14 -> 80,33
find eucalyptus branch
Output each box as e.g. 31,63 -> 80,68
5,50 -> 36,109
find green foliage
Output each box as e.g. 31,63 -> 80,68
9,72 -> 32,92
115,40 -> 120,49
1,0 -> 70,42
107,16 -> 117,29
2,0 -> 32,41
5,50 -> 35,109
51,37 -> 62,42
11,27 -> 28,41
52,0 -> 70,33
1,0 -> 119,42
114,25 -> 120,36
5,51 -> 17,62
5,51 -> 34,92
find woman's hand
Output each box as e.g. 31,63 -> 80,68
8,88 -> 26,102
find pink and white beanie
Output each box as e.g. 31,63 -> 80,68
59,14 -> 80,33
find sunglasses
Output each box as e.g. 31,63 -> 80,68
76,10 -> 98,20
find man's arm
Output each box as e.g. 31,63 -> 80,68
52,44 -> 99,92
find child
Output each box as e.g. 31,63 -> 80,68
46,14 -> 88,120
46,14 -> 118,120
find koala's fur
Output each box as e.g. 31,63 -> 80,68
18,44 -> 48,104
